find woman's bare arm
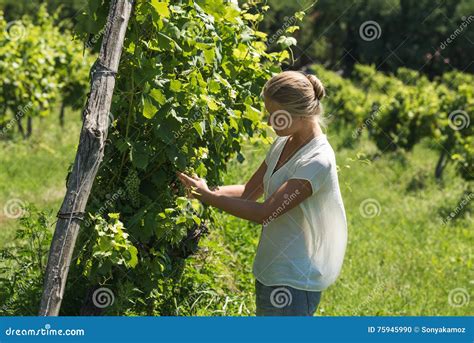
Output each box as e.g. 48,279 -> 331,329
211,160 -> 267,201
211,185 -> 245,198
177,172 -> 312,224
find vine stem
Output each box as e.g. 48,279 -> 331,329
116,17 -> 138,182
119,64 -> 135,173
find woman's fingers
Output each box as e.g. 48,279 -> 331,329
185,187 -> 194,198
177,172 -> 200,190
177,172 -> 191,185
176,171 -> 202,200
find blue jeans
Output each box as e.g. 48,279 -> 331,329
255,280 -> 322,316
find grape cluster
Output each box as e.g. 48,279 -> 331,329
124,169 -> 140,207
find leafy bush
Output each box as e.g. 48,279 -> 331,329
312,63 -> 473,180
0,207 -> 52,315
435,74 -> 473,180
369,81 -> 442,152
351,64 -> 403,94
311,64 -> 368,131
0,5 -> 92,137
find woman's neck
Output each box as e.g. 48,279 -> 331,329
290,121 -> 323,145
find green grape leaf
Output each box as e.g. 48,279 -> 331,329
150,88 -> 167,105
131,142 -> 150,170
150,1 -> 170,18
127,245 -> 139,268
143,95 -> 158,119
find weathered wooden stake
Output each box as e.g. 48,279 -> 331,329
39,0 -> 134,316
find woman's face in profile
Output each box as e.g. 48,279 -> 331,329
264,97 -> 302,136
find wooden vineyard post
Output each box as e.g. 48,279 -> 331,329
39,0 -> 134,316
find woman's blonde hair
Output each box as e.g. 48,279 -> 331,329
263,71 -> 326,125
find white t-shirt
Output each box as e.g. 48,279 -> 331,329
252,134 -> 347,291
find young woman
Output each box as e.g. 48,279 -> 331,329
177,71 -> 347,316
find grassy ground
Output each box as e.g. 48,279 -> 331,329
0,112 -> 472,316
0,109 -> 81,247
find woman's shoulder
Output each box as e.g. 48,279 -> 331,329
291,141 -> 335,191
306,135 -> 333,155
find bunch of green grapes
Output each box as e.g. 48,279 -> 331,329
124,169 -> 140,208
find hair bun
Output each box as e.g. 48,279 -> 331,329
306,74 -> 326,101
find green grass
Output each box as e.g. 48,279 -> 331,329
0,109 -> 81,247
0,113 -> 472,316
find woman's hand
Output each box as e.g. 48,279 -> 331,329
176,172 -> 211,201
